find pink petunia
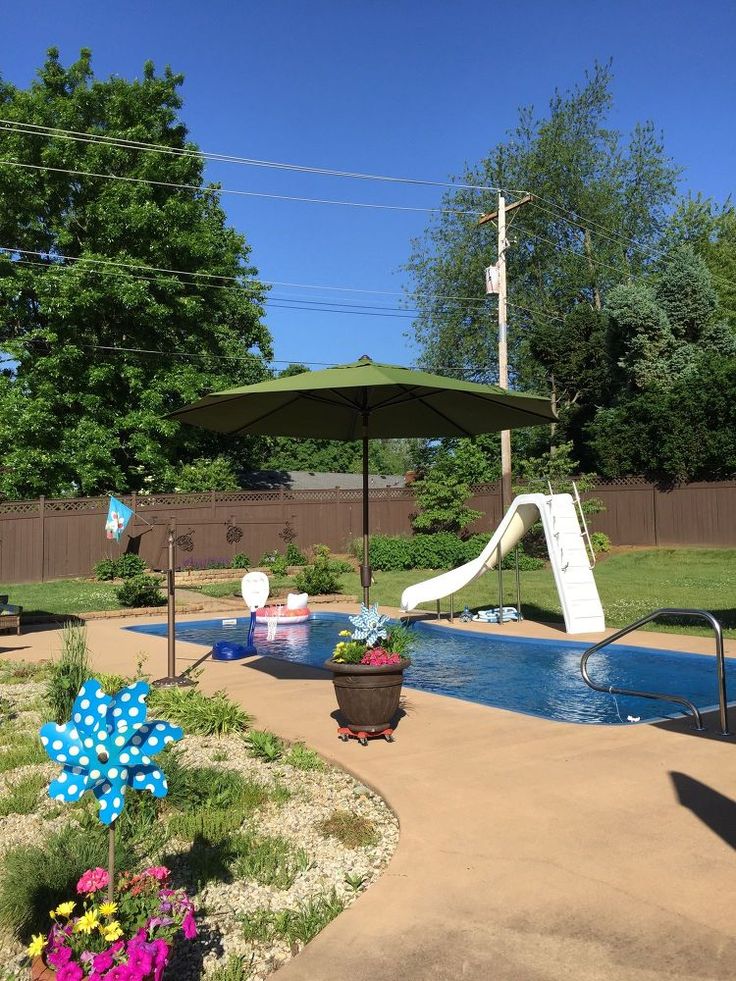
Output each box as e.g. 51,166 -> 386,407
143,866 -> 170,882
181,911 -> 197,940
57,964 -> 85,981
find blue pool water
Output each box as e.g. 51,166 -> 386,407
126,614 -> 736,726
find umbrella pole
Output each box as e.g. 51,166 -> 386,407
361,421 -> 371,606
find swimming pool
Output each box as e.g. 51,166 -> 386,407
127,613 -> 735,726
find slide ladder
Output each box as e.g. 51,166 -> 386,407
400,493 -> 605,635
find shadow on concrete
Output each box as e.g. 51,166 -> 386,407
670,771 -> 736,849
239,654 -> 329,682
653,706 -> 736,744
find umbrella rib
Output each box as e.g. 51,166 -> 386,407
228,394 -> 305,434
454,387 -> 556,423
411,392 -> 475,436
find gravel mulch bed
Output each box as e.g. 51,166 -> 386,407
0,676 -> 398,980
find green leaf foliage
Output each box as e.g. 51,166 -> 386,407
0,48 -> 272,499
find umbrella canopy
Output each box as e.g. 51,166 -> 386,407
169,356 -> 556,603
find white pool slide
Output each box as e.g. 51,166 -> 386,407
399,493 -> 605,635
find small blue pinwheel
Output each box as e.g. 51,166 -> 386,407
39,678 -> 182,826
349,603 -> 390,648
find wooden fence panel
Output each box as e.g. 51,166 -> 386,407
2,479 -> 736,583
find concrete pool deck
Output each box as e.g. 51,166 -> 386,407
3,609 -> 735,980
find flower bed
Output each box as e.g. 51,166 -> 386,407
0,663 -> 398,980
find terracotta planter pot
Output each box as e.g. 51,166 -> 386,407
324,657 -> 410,733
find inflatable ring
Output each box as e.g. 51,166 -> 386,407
255,606 -> 310,625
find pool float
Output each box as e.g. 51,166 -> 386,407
256,592 -> 310,624
213,571 -> 270,661
472,606 -> 520,624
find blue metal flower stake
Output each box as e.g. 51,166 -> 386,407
39,678 -> 183,902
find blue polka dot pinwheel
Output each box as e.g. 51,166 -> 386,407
39,678 -> 182,899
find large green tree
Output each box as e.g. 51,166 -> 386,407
405,61 -> 680,467
0,49 -> 271,498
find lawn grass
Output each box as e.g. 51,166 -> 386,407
3,548 -> 736,638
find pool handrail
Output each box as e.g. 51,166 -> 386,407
580,608 -> 730,736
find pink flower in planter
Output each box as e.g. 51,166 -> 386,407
76,867 -> 110,895
360,648 -> 401,667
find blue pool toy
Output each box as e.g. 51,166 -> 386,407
212,571 -> 271,661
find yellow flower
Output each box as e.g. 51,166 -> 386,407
98,902 -> 118,917
26,934 -> 46,958
102,921 -> 124,942
74,910 -> 100,934
54,901 -> 76,919
339,630 -> 352,637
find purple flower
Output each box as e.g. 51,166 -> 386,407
182,911 -> 197,940
57,964 -> 84,981
47,943 -> 73,967
93,949 -> 115,972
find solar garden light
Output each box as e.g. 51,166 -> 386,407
40,678 -> 182,902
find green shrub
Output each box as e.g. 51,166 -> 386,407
115,574 -> 166,608
285,543 -> 307,565
208,955 -> 253,981
93,554 -> 146,580
45,622 -> 91,724
0,825 -> 134,940
244,729 -> 284,763
317,809 -> 379,849
96,672 -> 129,695
93,556 -> 118,581
115,553 -> 147,579
271,555 -> 289,577
591,531 -> 611,554
365,533 -> 544,572
148,687 -> 252,736
167,807 -> 250,843
259,549 -> 280,566
284,743 -> 324,771
294,544 -> 342,595
165,760 -> 270,815
230,830 -> 309,889
241,892 -> 344,946
231,552 -> 250,569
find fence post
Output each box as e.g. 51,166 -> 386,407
39,496 -> 45,582
652,484 -> 659,546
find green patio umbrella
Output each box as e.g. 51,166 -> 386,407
168,356 -> 556,604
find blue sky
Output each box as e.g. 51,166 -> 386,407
1,0 -> 734,370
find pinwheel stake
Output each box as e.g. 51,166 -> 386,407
40,678 -> 183,902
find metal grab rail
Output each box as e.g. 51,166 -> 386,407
580,608 -> 731,736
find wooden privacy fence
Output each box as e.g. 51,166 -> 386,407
1,479 -> 736,584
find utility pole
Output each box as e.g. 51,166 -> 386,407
478,193 -> 533,511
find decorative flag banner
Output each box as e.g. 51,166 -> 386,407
105,496 -> 134,542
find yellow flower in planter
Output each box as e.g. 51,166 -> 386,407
27,934 -> 46,958
74,910 -> 100,934
55,901 -> 76,919
98,902 -> 118,917
102,920 -> 124,942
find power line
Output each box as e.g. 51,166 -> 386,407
0,158 -> 481,217
0,119 -> 501,193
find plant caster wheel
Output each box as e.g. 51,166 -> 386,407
337,726 -> 395,745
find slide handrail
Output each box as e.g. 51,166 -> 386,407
572,480 -> 596,569
580,608 -> 730,735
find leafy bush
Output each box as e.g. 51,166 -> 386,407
115,553 -> 147,579
115,574 -> 166,608
231,552 -> 250,569
365,533 -> 544,572
165,759 -> 269,814
230,830 -> 309,889
0,825 -> 134,940
93,557 -> 117,581
93,554 -> 146,581
147,687 -> 252,736
208,955 -> 253,981
591,531 -> 611,554
96,672 -> 129,695
285,543 -> 307,565
317,809 -> 379,849
241,892 -> 344,946
259,549 -> 281,566
271,554 -> 289,576
294,544 -> 343,595
245,729 -> 284,763
284,743 -> 324,771
411,469 -> 481,535
45,622 -> 91,724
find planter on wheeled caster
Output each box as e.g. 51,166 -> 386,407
324,657 -> 410,734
